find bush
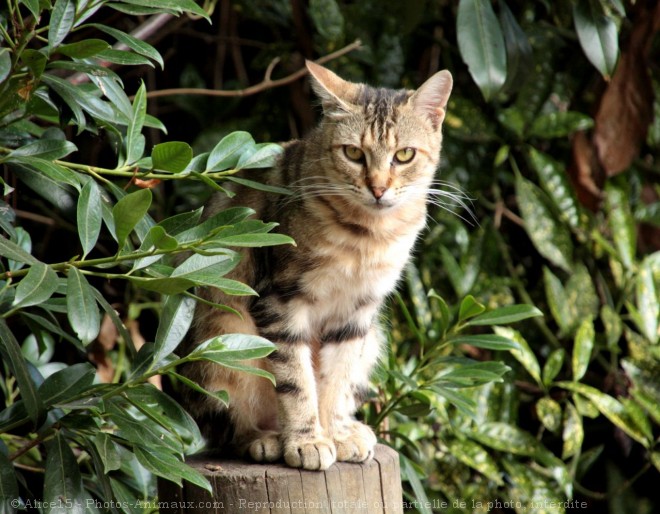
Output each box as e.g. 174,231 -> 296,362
2,0 -> 659,513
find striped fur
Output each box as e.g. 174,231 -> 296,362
178,62 -> 453,470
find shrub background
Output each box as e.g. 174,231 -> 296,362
1,1 -> 659,513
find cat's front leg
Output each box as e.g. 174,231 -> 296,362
267,341 -> 337,470
318,327 -> 381,463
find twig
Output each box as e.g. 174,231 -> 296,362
144,39 -> 362,99
9,434 -> 47,461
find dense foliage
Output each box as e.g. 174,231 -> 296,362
1,0 -> 659,513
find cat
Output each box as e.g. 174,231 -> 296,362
178,61 -> 453,471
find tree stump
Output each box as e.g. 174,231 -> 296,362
158,444 -> 403,514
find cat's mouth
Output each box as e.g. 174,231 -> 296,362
367,197 -> 396,210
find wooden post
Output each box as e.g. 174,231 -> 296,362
158,444 -> 403,514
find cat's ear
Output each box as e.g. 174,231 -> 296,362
411,70 -> 453,127
306,60 -> 356,116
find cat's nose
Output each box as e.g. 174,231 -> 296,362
370,186 -> 387,199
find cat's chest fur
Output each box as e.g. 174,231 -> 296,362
252,189 -> 425,342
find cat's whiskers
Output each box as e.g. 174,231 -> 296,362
399,180 -> 477,226
428,189 -> 478,226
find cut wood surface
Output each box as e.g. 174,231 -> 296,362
158,444 -> 403,514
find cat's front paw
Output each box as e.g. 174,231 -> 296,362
333,421 -> 377,463
283,435 -> 336,471
248,432 -> 282,463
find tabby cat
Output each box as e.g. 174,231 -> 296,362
179,61 -> 453,471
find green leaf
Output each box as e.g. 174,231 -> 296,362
126,82 -> 147,164
557,381 -> 651,447
91,433 -> 121,473
92,287 -> 136,357
48,0 -> 76,48
66,267 -> 101,344
516,174 -> 574,272
471,421 -> 546,457
0,448 -> 20,512
189,334 -> 275,362
12,262 -> 59,309
206,131 -> 254,171
158,208 -> 203,236
97,48 -> 155,67
529,111 -> 594,139
495,326 -> 542,386
38,363 -> 95,407
191,277 -> 256,296
124,384 -> 201,444
635,258 -> 659,343
58,39 -> 110,58
622,398 -> 653,442
126,276 -> 196,294
601,304 -> 623,351
215,359 -> 276,385
466,304 -> 543,326
9,158 -> 80,192
90,73 -> 132,120
436,361 -> 509,387
152,141 -> 193,173
21,49 -> 48,78
573,0 -> 619,80
562,402 -> 584,459
145,225 -> 179,251
44,432 -> 85,514
8,139 -> 77,160
131,225 -> 179,271
86,24 -> 164,68
536,397 -> 562,433
458,294 -> 485,322
502,459 -> 568,512
20,0 -> 40,18
428,289 -> 451,336
0,235 -> 39,265
543,266 -> 570,333
448,334 -> 520,351
119,0 -> 210,20
112,188 -> 152,248
77,180 -> 103,258
169,371 -> 230,406
0,49 -> 9,84
174,206 -> 254,244
172,252 -> 241,281
498,0 -> 532,94
528,147 -> 582,230
566,264 -> 599,335
106,399 -> 180,451
456,0 -> 507,101
309,0 -> 344,42
134,446 -> 212,493
400,456 -> 433,514
43,74 -> 120,127
41,74 -> 86,129
0,319 -> 44,426
236,142 -> 283,170
542,348 -> 565,387
446,438 -> 503,485
208,232 -> 295,248
12,164 -> 73,213
153,295 -> 196,365
572,318 -> 594,381
224,176 -> 292,196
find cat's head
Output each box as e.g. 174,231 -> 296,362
305,61 -> 452,213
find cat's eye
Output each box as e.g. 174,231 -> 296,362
344,145 -> 365,162
394,148 -> 416,164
